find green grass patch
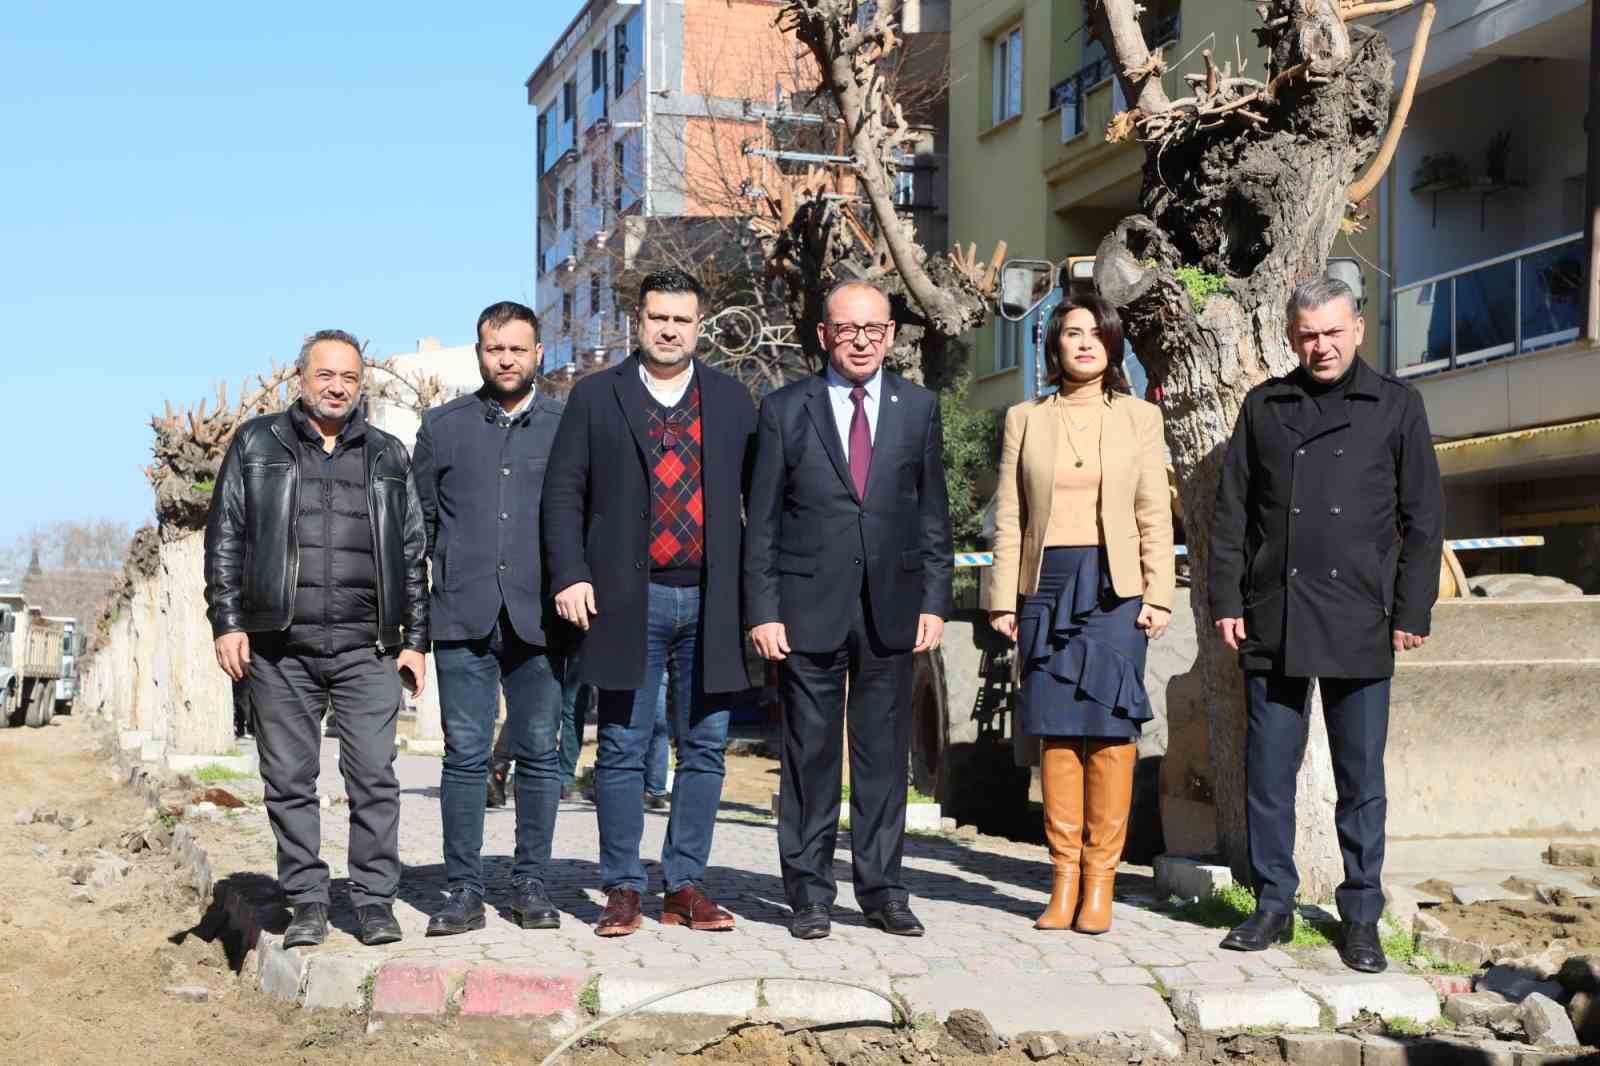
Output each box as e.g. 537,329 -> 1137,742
194,763 -> 249,783
1381,919 -> 1415,960
577,975 -> 600,1015
191,479 -> 216,494
909,787 -> 936,804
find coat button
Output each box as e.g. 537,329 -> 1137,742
853,557 -> 862,565
1289,567 -> 1299,578
640,510 -> 648,520
1334,448 -> 1345,457
501,467 -> 511,476
1329,506 -> 1342,515
1330,568 -> 1339,578
1291,507 -> 1302,515
498,562 -> 508,571
635,562 -> 644,570
500,512 -> 509,521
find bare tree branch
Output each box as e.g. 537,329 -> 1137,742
1347,1 -> 1436,203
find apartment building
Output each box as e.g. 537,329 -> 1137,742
527,1 -> 954,377
1371,0 -> 1600,589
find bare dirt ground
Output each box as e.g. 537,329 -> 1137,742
1427,896 -> 1600,955
0,717 -> 1288,1066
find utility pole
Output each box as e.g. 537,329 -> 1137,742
1586,0 -> 1600,340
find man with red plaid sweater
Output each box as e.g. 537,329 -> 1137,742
544,269 -> 758,937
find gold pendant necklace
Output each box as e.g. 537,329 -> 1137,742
1059,407 -> 1087,468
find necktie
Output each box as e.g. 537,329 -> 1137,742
848,385 -> 872,499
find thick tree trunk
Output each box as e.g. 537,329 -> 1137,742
1094,23 -> 1394,900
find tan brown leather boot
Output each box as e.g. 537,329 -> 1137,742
1035,738 -> 1085,930
1074,739 -> 1137,934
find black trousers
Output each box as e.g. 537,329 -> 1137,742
1246,673 -> 1390,923
247,642 -> 402,908
777,594 -> 914,913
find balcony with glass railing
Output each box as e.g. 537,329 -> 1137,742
538,228 -> 576,278
583,83 -> 609,139
1390,233 -> 1584,378
540,118 -> 576,177
1050,13 -> 1180,146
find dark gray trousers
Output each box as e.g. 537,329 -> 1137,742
247,642 -> 402,907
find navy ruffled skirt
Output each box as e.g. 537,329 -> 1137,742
1017,546 -> 1152,739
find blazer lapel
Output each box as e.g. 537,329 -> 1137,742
803,376 -> 858,501
863,373 -> 905,502
611,356 -> 654,461
1028,398 -> 1061,532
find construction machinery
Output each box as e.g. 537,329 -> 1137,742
0,594 -> 67,728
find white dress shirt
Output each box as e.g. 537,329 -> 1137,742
640,361 -> 695,408
824,364 -> 881,460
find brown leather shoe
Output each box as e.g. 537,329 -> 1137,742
1075,739 -> 1137,934
661,885 -> 735,931
595,889 -> 642,937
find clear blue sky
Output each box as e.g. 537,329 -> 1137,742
0,2 -> 569,545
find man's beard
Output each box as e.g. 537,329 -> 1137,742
304,391 -> 361,423
640,345 -> 690,369
483,368 -> 536,400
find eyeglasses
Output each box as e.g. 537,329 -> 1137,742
826,321 -> 892,344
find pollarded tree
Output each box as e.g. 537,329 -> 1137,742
1086,0 -> 1437,895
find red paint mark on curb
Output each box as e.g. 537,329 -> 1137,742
371,960 -> 471,1015
1426,974 -> 1475,997
459,967 -> 584,1017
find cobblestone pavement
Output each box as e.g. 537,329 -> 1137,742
205,739 -> 1442,1040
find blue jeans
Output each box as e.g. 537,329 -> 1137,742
645,670 -> 671,796
435,611 -> 563,896
595,583 -> 730,893
559,648 -> 592,786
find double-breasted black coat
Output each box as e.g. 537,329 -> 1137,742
541,354 -> 757,694
1209,358 -> 1444,678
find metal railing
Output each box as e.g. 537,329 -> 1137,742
1051,13 -> 1179,142
538,229 -> 576,278
1390,232 -> 1584,377
539,119 -> 576,176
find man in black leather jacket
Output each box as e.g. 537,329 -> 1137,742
203,329 -> 429,948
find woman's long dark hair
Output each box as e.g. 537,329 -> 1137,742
1042,289 -> 1132,397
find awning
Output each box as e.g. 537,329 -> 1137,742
1433,415 -> 1600,482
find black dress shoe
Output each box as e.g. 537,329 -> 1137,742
282,902 -> 329,948
1219,908 -> 1294,952
426,888 -> 486,937
1339,921 -> 1388,973
644,791 -> 670,812
865,901 -> 925,937
357,903 -> 403,946
512,881 -> 561,930
790,903 -> 831,940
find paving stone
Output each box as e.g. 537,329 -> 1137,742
256,934 -> 307,1002
596,969 -> 758,1017
1101,966 -> 1157,985
1544,843 -> 1600,868
1424,973 -> 1476,997
370,960 -> 471,1015
1481,965 -> 1566,1004
1450,882 -> 1525,905
1168,981 -> 1322,1031
1277,1032 -> 1362,1066
300,952 -> 379,1011
895,974 -> 1176,1042
1520,993 -> 1579,1047
1296,972 -> 1440,1025
1153,855 -> 1234,899
459,966 -> 582,1018
762,976 -> 894,1024
1445,991 -> 1519,1028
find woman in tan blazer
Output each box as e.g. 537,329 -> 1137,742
982,292 -> 1174,934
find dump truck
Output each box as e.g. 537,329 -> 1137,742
0,594 -> 67,728
50,617 -> 81,714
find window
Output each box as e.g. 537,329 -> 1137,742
994,317 -> 1022,372
589,273 -> 602,316
562,292 -> 574,335
537,113 -> 548,170
590,159 -> 605,215
562,185 -> 574,230
562,78 -> 577,123
615,9 -> 643,93
591,46 -> 607,98
991,26 -> 1023,125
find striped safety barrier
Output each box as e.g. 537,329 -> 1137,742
954,536 -> 1543,568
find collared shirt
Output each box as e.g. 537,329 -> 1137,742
824,364 -> 881,460
640,360 -> 695,408
487,388 -> 537,426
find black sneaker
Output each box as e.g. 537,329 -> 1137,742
644,791 -> 670,812
790,903 -> 831,940
487,759 -> 511,808
282,902 -> 329,948
426,888 -> 486,937
356,903 -> 403,946
511,881 -> 561,930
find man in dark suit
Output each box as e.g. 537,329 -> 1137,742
744,280 -> 954,940
1210,276 -> 1443,972
412,301 -> 569,936
544,269 -> 757,937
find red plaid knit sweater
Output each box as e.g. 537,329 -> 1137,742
645,382 -> 704,586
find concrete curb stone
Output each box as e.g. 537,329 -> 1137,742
1168,981 -> 1323,1031
1276,1032 -> 1362,1066
459,966 -> 583,1018
762,975 -> 896,1025
595,969 -> 759,1017
257,934 -> 307,1001
1294,973 -> 1440,1025
370,959 -> 472,1016
301,952 -> 381,1011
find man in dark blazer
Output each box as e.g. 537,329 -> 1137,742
744,280 -> 954,940
412,301 -> 569,936
543,269 -> 757,937
1210,276 -> 1443,972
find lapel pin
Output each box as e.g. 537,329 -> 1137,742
890,394 -> 899,403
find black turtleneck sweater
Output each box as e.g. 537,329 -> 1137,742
1297,360 -> 1358,414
